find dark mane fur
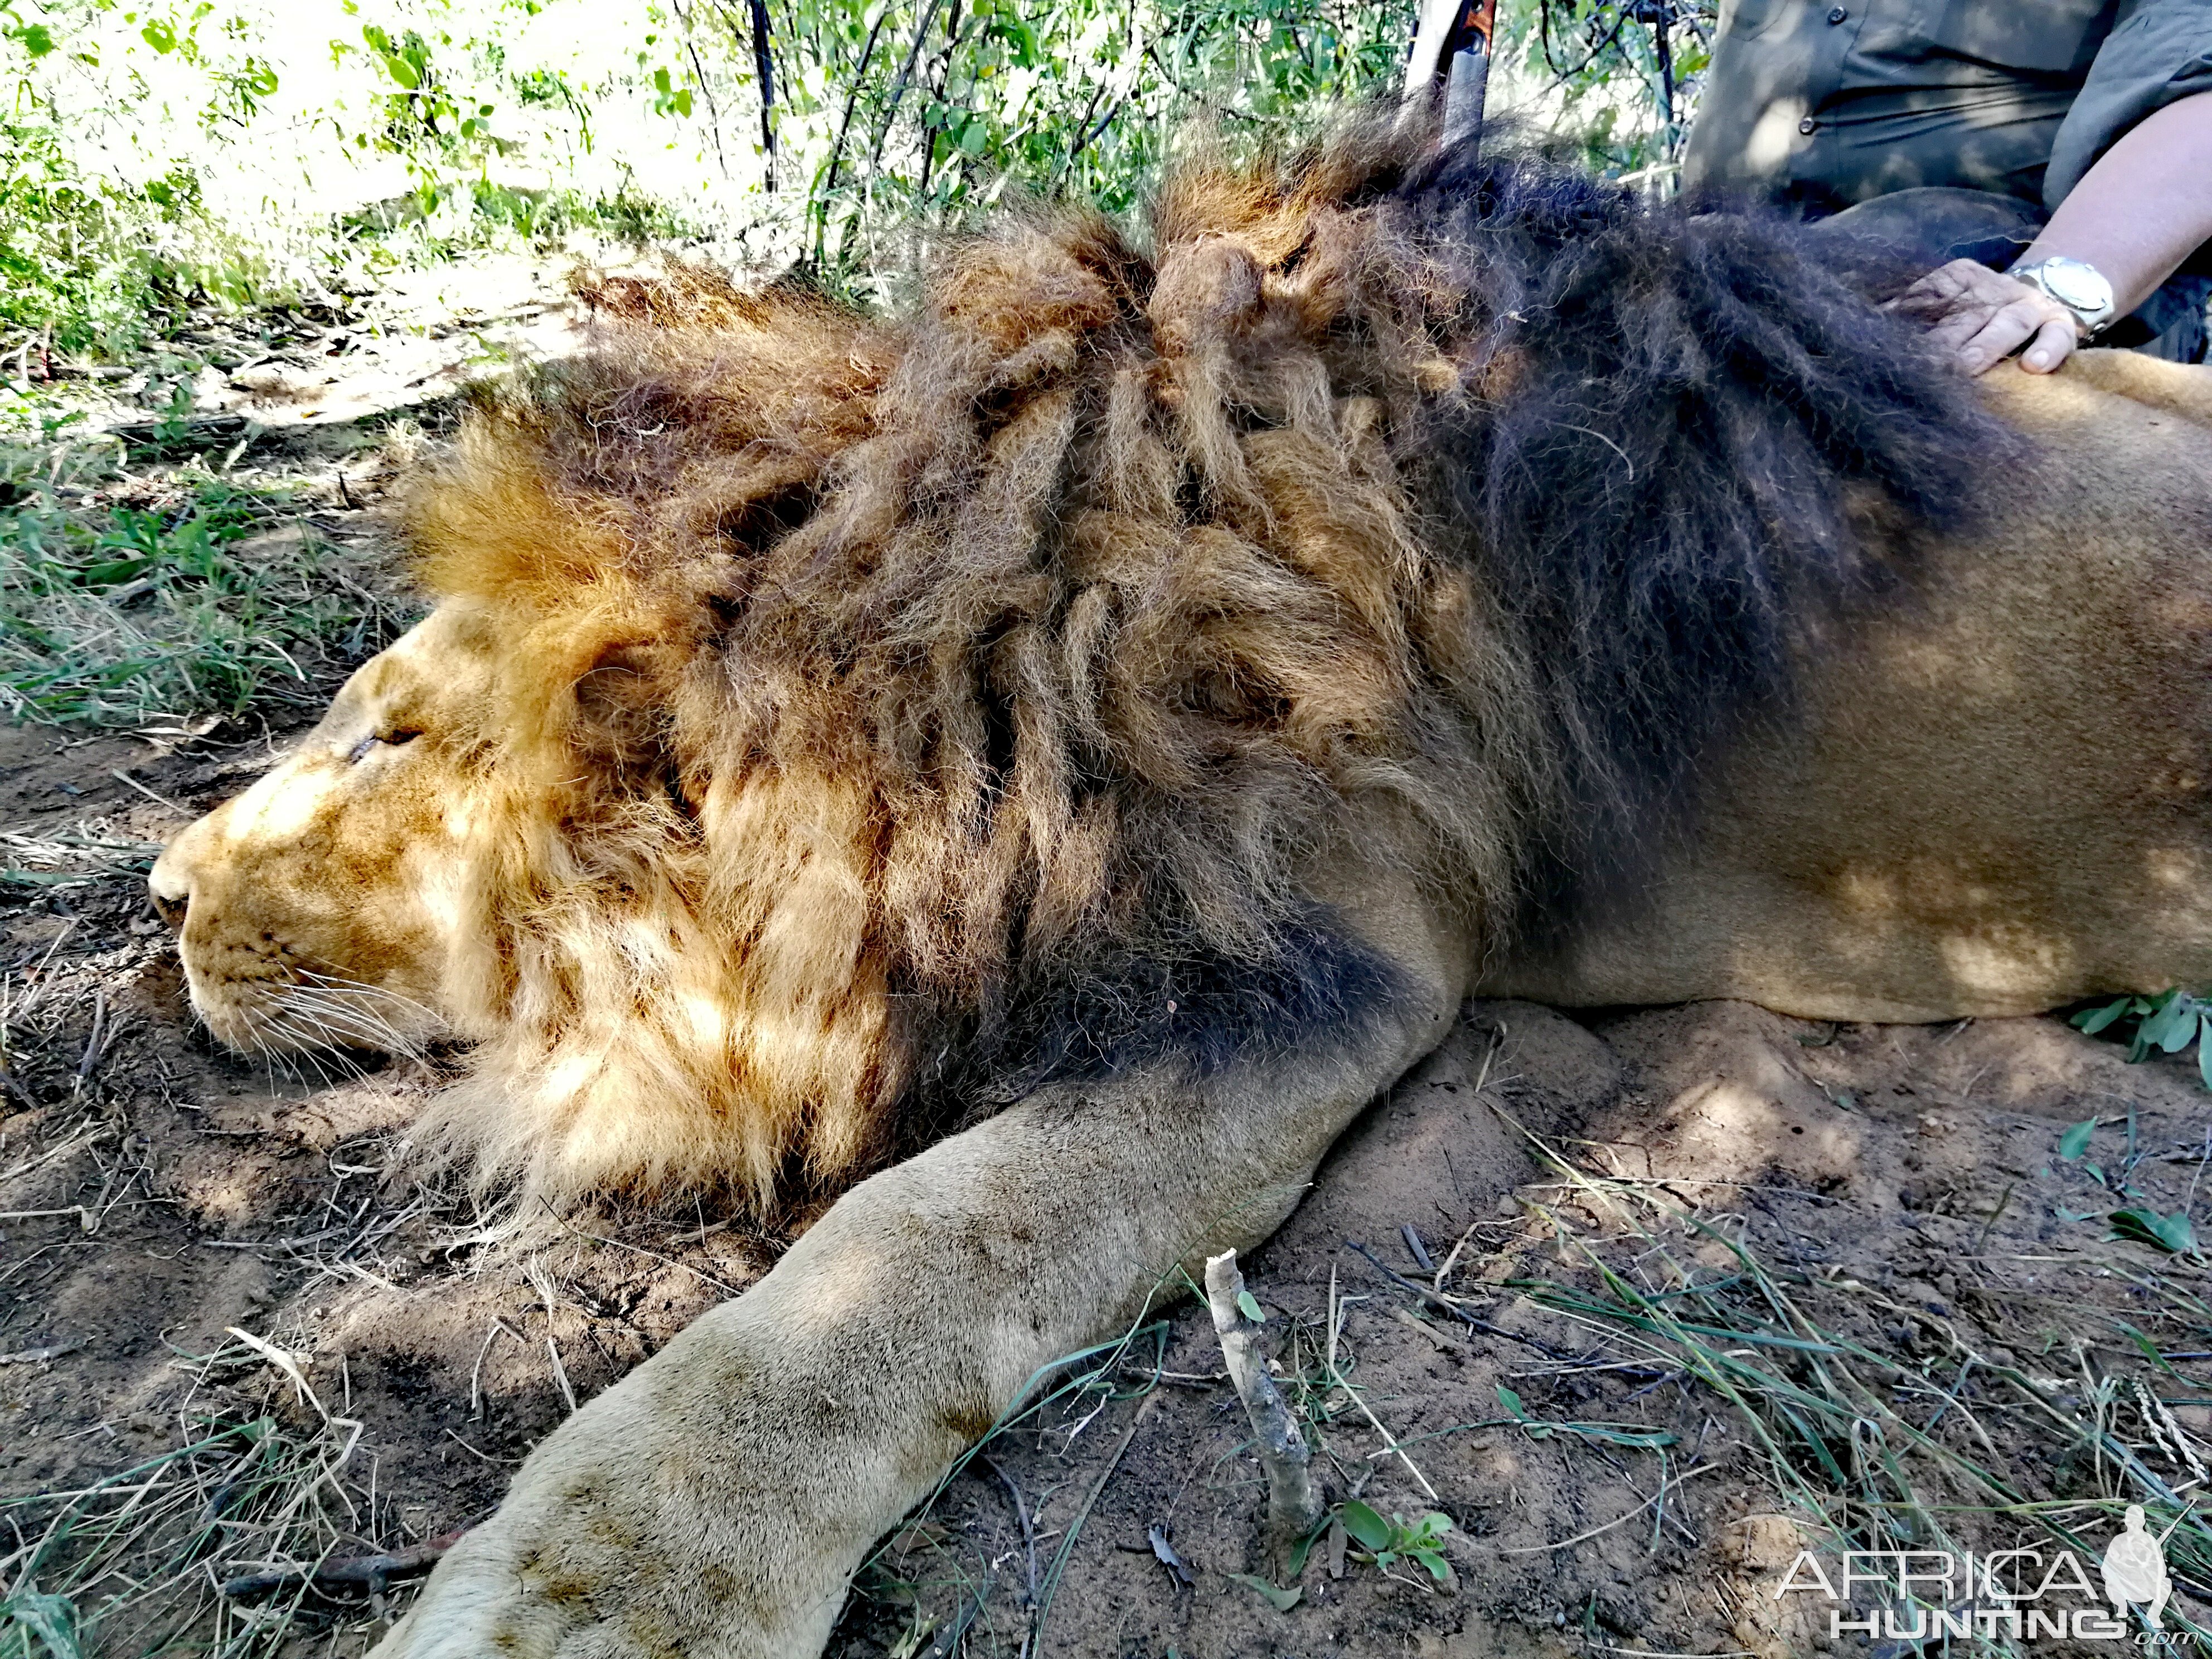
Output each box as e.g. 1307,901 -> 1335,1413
1397,142 -> 2012,890
409,110 -> 2010,1204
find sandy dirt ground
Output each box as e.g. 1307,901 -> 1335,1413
5,322 -> 2211,1657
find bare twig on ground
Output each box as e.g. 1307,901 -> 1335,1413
1204,1249 -> 1326,1560
0,1340 -> 83,1364
1393,1306 -> 1472,1355
1495,1461 -> 1720,1553
109,768 -> 191,815
537,1196 -> 745,1298
220,1517 -> 478,1601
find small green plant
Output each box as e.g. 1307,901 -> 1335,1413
2056,1115 -> 2203,1257
144,379 -> 201,449
2072,987 -> 2212,1089
1493,1381 -> 1678,1448
1336,1500 -> 1453,1581
0,476 -> 411,726
2109,1206 -> 2201,1257
0,1592 -> 77,1659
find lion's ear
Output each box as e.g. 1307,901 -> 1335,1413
570,641 -> 676,765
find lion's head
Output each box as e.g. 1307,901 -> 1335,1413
152,118 -> 1997,1210
150,606 -> 494,1063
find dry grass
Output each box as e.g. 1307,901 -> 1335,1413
2,1333 -> 389,1658
1491,1110 -> 2212,1652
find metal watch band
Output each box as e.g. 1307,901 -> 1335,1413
2008,258 -> 2116,338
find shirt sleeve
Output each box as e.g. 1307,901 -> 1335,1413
2045,0 -> 2212,209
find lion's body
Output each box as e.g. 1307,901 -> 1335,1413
145,122 -> 2212,1658
1488,351 -> 2212,1020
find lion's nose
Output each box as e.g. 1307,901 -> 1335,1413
148,861 -> 191,933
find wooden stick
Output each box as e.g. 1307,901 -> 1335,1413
1204,1250 -> 1326,1561
220,1518 -> 478,1600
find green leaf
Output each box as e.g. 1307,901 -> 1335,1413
2111,1209 -> 2200,1256
2058,1118 -> 2097,1161
1337,1500 -> 1390,1552
1235,1289 -> 1264,1323
1225,1573 -> 1301,1612
2117,1321 -> 2184,1377
2073,997 -> 2131,1035
1,1592 -> 83,1659
2198,1018 -> 2212,1091
1414,1546 -> 1451,1580
2132,988 -> 2196,1055
1284,1515 -> 1332,1578
365,29 -> 420,90
997,14 -> 1042,64
139,17 -> 175,52
1496,1384 -> 1526,1419
76,557 -> 154,586
1560,1422 -> 1678,1449
10,21 -> 55,54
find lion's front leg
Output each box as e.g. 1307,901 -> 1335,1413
371,924 -> 1462,1658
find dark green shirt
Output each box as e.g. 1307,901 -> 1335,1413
1682,0 -> 2212,214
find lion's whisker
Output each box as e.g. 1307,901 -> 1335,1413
290,968 -> 439,1019
276,987 -> 401,1028
268,1002 -> 386,1054
258,1010 -> 344,1065
265,980 -> 428,1060
287,1002 -> 427,1057
251,1002 -> 386,1083
242,1019 -> 332,1090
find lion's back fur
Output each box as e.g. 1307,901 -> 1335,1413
406,114 -> 2002,1210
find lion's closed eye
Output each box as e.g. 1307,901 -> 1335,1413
347,729 -> 422,764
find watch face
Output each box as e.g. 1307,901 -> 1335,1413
2041,259 -> 2112,316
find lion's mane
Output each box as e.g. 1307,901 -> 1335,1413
408,114 -> 2001,1208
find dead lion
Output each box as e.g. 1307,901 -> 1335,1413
149,116 -> 2212,1656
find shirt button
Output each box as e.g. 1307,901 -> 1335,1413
1827,6 -> 1847,20
1799,116 -> 1818,134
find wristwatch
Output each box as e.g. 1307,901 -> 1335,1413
2007,256 -> 2117,338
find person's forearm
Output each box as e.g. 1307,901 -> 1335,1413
2023,89 -> 2212,316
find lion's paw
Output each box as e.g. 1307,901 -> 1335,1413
364,1335 -> 857,1659
368,1496 -> 845,1659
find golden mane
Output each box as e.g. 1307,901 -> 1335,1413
403,114 -> 1996,1210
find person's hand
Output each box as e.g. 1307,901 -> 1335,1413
1888,258 -> 2083,376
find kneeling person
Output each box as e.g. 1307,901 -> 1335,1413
1685,0 -> 2212,371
